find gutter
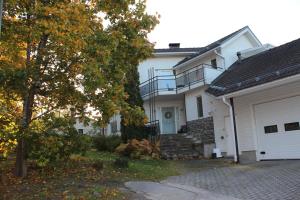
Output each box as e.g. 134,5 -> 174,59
222,97 -> 239,163
216,73 -> 300,99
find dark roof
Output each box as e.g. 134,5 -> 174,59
154,47 -> 204,53
207,37 -> 300,96
174,26 -> 250,67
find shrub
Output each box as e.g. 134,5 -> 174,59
93,135 -> 121,152
114,158 -> 129,168
92,160 -> 104,171
26,128 -> 92,167
115,139 -> 160,159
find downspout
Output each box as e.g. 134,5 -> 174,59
222,97 -> 239,163
214,50 -> 225,69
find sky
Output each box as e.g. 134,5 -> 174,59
146,0 -> 300,48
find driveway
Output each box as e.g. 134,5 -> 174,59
126,160 -> 300,200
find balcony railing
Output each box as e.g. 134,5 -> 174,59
140,76 -> 176,97
140,64 -> 221,97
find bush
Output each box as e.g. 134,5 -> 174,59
93,135 -> 121,152
114,158 -> 129,168
115,139 -> 160,159
92,160 -> 104,171
26,128 -> 92,167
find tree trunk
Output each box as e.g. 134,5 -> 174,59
15,137 -> 27,177
15,92 -> 34,177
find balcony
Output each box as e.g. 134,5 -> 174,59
140,64 -> 223,98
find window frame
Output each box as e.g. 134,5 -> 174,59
78,129 -> 84,134
284,122 -> 300,132
197,96 -> 204,118
264,125 -> 278,134
211,59 -> 217,69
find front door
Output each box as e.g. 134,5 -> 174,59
162,107 -> 176,134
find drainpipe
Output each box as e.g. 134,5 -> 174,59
214,50 -> 225,69
222,97 -> 239,163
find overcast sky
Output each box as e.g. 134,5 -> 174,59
146,0 -> 300,48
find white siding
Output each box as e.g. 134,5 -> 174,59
138,56 -> 185,83
233,81 -> 300,153
221,33 -> 261,69
185,87 -> 215,122
185,88 -> 229,153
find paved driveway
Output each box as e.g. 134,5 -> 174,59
164,160 -> 300,200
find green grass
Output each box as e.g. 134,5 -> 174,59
86,150 -> 182,181
1,150 -> 182,199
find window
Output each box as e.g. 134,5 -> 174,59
110,121 -> 118,134
264,125 -> 278,134
211,59 -> 217,69
197,96 -> 203,118
78,129 -> 84,134
284,122 -> 300,131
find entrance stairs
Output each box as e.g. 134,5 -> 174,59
160,134 -> 203,160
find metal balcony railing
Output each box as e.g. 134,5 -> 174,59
140,75 -> 176,97
140,64 -> 220,97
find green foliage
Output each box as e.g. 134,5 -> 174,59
114,157 -> 129,168
121,64 -> 148,142
115,139 -> 160,160
26,117 -> 92,167
0,0 -> 158,175
93,135 -> 122,152
0,91 -> 20,158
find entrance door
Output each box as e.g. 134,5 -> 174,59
162,107 -> 176,134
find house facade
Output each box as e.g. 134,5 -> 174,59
78,26 -> 300,163
207,37 -> 300,162
140,26 -> 272,161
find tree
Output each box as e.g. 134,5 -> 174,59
121,64 -> 146,142
0,0 -> 158,177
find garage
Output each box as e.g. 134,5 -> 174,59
254,95 -> 300,160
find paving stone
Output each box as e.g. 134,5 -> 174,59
165,160 -> 300,200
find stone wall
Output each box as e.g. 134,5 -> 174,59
186,116 -> 215,144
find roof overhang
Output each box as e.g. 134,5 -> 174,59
217,73 -> 300,99
153,51 -> 199,57
173,47 -> 219,69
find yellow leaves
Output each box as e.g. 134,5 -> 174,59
0,139 -> 18,158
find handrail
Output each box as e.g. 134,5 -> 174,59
175,63 -> 222,77
139,63 -> 223,97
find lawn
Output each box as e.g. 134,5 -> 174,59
0,150 -> 183,200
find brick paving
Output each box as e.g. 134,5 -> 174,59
165,160 -> 300,200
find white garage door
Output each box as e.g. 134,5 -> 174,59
254,95 -> 300,160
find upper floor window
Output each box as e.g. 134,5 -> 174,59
197,96 -> 203,118
78,129 -> 84,134
211,59 -> 217,69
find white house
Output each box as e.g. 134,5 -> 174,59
78,26 -> 300,163
140,26 -> 272,160
207,37 -> 300,162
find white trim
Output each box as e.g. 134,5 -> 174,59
153,51 -> 198,57
173,47 -> 218,70
173,27 -> 262,70
218,73 -> 300,99
250,103 -> 260,161
222,97 -> 238,162
220,28 -> 262,48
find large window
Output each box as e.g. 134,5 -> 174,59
197,96 -> 203,118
